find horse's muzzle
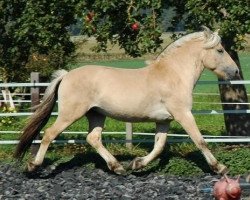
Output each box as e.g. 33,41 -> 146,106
226,66 -> 241,80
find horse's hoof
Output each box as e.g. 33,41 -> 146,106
216,163 -> 228,175
128,157 -> 145,170
107,162 -> 126,175
114,167 -> 127,176
26,161 -> 39,172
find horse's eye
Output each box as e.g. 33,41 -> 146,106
217,49 -> 224,54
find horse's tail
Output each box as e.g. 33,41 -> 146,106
14,69 -> 68,159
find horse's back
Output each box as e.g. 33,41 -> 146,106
62,65 -> 149,90
58,65 -> 149,102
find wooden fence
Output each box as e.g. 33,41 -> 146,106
0,73 -> 250,148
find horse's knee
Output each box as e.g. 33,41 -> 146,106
41,127 -> 59,145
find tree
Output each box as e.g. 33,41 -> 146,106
0,0 -> 79,82
0,0 -> 166,81
76,0 -> 164,57
170,0 -> 250,136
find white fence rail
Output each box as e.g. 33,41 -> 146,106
1,78 -> 250,146
0,130 -> 250,145
1,80 -> 250,87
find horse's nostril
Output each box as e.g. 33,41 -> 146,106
235,69 -> 241,79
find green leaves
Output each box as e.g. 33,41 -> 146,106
0,0 -> 79,82
172,0 -> 250,50
78,0 -> 164,57
3,0 -> 248,82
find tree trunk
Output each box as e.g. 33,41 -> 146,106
218,39 -> 250,136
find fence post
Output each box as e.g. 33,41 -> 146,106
30,72 -> 40,156
126,122 -> 133,149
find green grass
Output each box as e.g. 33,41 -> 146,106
1,141 -> 249,176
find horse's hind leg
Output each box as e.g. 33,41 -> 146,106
129,123 -> 169,170
27,109 -> 86,172
86,111 -> 126,175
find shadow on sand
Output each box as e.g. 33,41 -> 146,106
23,145 -> 214,179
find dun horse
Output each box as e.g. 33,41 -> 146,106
14,27 -> 239,175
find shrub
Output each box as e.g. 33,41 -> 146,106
161,157 -> 203,176
21,48 -> 72,82
0,106 -> 18,127
215,146 -> 250,175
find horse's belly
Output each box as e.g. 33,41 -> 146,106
94,103 -> 173,122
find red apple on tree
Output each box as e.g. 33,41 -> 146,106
131,22 -> 140,31
85,11 -> 95,23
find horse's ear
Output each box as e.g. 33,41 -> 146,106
201,26 -> 213,39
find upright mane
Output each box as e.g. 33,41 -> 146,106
156,27 -> 221,61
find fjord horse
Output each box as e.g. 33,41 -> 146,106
14,27 -> 239,175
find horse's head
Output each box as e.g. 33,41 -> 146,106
201,27 -> 239,80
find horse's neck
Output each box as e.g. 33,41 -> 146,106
155,44 -> 204,90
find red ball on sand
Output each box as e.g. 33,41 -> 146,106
213,175 -> 241,200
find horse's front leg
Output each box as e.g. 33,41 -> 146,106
129,123 -> 169,170
174,110 -> 228,174
86,112 -> 126,175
